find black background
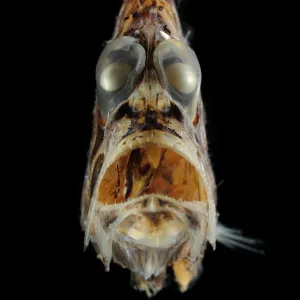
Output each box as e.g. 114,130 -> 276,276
20,0 -> 269,299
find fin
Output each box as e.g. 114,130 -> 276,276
174,0 -> 185,6
216,222 -> 265,254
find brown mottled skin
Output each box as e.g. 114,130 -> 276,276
113,0 -> 183,39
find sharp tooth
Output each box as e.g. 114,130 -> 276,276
144,144 -> 162,169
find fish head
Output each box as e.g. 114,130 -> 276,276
81,0 -> 217,296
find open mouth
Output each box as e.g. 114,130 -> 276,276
86,131 -> 211,282
98,144 -> 207,205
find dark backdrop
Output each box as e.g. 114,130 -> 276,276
26,1 -> 269,299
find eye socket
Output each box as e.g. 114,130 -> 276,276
153,39 -> 201,118
96,36 -> 146,120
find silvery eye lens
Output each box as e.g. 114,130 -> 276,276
165,62 -> 198,94
100,62 -> 133,92
96,36 -> 146,120
153,39 -> 201,118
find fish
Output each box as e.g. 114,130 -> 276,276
80,0 -> 263,297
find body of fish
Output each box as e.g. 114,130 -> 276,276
81,0 -> 262,297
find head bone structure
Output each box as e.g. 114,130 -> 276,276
81,0 -> 217,296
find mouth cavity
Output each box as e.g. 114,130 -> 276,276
98,144 -> 207,205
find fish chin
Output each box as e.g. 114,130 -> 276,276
110,194 -> 188,278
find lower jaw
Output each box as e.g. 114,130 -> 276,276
97,193 -> 209,267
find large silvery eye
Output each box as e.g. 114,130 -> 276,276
96,36 -> 146,120
153,39 -> 201,118
165,62 -> 198,94
99,62 -> 133,92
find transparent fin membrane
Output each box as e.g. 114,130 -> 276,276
216,222 -> 265,254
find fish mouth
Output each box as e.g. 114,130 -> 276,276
97,130 -> 207,206
85,127 -> 214,273
92,129 -> 209,253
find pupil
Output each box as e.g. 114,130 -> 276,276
100,62 -> 132,92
